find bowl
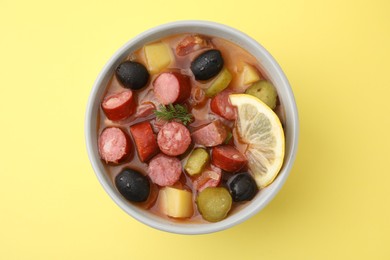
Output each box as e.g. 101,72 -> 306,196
85,20 -> 299,234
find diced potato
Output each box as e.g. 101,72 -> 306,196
159,187 -> 193,218
184,148 -> 210,176
241,63 -> 260,85
205,67 -> 232,97
144,42 -> 173,74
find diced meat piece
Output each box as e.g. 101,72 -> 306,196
153,72 -> 191,105
191,120 -> 228,147
211,145 -> 247,172
157,122 -> 191,156
210,90 -> 236,120
176,35 -> 212,56
98,127 -> 131,163
135,102 -> 156,118
148,153 -> 182,186
130,122 -> 159,162
192,165 -> 222,192
101,90 -> 136,121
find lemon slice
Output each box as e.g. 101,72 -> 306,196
229,94 -> 285,188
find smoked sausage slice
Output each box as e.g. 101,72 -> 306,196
98,127 -> 131,163
130,122 -> 159,162
148,153 -> 182,186
210,90 -> 236,120
153,72 -> 191,105
157,122 -> 191,156
101,90 -> 136,121
191,120 -> 227,147
211,145 -> 247,172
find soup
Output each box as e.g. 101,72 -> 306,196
97,34 -> 285,223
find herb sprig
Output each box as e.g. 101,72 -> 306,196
154,104 -> 193,125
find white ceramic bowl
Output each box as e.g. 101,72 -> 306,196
85,20 -> 299,234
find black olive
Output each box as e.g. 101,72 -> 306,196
115,169 -> 150,202
115,61 -> 149,90
190,50 -> 224,81
227,172 -> 258,202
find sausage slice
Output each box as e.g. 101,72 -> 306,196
130,122 -> 159,162
153,72 -> 191,105
98,127 -> 131,163
157,122 -> 191,156
210,90 -> 236,120
211,145 -> 247,172
101,90 -> 136,121
191,120 -> 227,147
148,154 -> 182,186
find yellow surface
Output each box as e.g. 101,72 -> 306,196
0,0 -> 389,259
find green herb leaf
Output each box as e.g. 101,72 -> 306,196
154,104 -> 193,125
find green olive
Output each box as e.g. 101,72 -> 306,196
245,80 -> 278,109
196,187 -> 232,222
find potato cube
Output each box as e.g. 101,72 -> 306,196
144,42 -> 173,74
241,63 -> 261,85
159,187 -> 193,218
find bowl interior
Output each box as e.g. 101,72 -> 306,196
85,21 -> 298,234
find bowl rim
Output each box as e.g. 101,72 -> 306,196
85,20 -> 299,234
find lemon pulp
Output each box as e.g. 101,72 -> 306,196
229,94 -> 285,188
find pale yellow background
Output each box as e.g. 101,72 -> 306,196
1,0 -> 389,259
